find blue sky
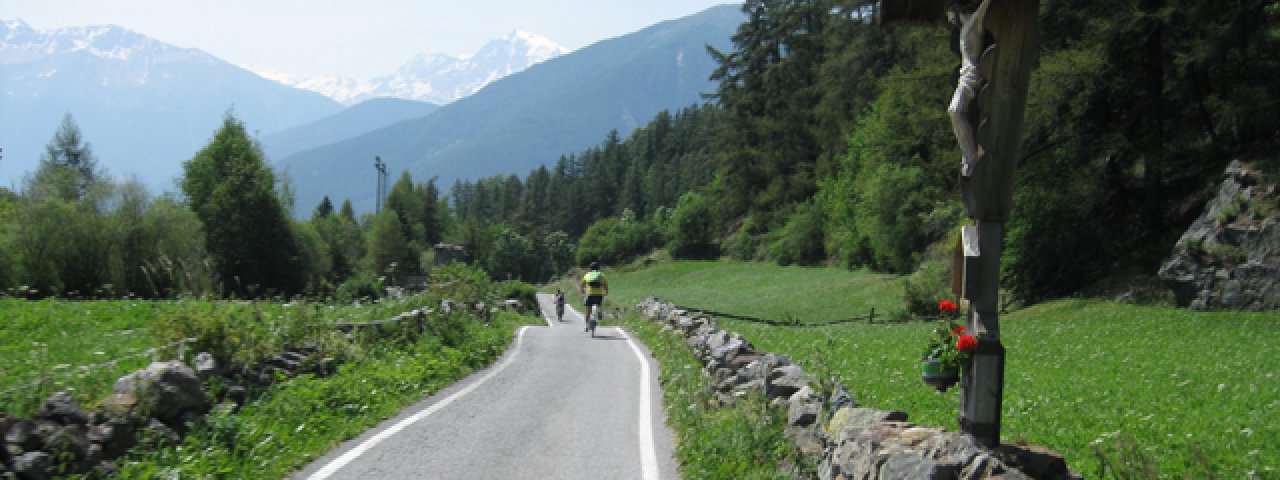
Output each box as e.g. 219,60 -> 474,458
1,0 -> 736,78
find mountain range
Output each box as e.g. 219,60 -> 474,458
255,30 -> 568,106
1,5 -> 741,211
0,18 -> 342,191
276,5 -> 742,214
0,20 -> 566,192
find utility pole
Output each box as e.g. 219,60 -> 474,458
374,156 -> 387,214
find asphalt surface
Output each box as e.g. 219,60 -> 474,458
289,293 -> 678,480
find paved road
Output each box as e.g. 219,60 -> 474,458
290,294 -> 678,480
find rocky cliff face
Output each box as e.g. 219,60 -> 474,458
1159,160 -> 1279,310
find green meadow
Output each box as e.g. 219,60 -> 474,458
606,260 -> 1280,479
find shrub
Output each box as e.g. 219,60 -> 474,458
576,210 -> 663,266
668,192 -> 719,259
334,272 -> 383,304
769,201 -> 827,266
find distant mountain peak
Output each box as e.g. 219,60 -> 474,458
257,31 -> 568,105
1,18 -> 196,65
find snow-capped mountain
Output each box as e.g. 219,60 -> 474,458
0,19 -> 341,190
3,18 -> 172,63
256,31 -> 568,105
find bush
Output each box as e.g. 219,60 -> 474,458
576,210 -> 663,266
334,272 -> 383,304
769,201 -> 827,266
668,192 -> 719,259
722,219 -> 765,261
493,280 -> 537,312
897,237 -> 957,319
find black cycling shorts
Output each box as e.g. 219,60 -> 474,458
585,295 -> 603,306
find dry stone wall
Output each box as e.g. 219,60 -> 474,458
636,298 -> 1079,480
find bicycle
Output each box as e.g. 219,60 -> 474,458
587,306 -> 601,337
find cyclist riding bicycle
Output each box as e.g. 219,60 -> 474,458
580,262 -> 608,332
553,288 -> 566,321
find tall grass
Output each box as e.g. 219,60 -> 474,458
609,261 -> 1280,478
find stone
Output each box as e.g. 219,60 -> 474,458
87,418 -> 138,459
4,419 -> 42,451
828,382 -> 856,412
141,419 -> 181,446
97,393 -> 139,419
827,407 -> 909,444
42,424 -> 92,474
765,364 -> 811,399
998,444 -> 1069,479
193,352 -> 219,381
11,451 -> 51,480
1159,159 -> 1279,310
787,390 -> 823,427
881,454 -> 962,480
786,424 -> 826,455
35,392 -> 90,426
729,352 -> 764,370
113,361 -> 210,424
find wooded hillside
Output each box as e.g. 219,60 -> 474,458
452,0 -> 1280,302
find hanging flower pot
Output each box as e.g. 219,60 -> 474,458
922,357 -> 959,392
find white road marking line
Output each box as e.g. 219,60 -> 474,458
619,328 -> 660,480
307,326 -> 530,480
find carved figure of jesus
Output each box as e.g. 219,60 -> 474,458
947,0 -> 992,177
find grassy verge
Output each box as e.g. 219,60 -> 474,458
622,312 -> 799,479
608,260 -> 1280,478
114,310 -> 531,478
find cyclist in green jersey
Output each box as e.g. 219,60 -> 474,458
580,262 -> 608,332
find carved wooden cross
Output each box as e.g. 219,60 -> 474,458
880,0 -> 1040,448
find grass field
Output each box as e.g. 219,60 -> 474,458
0,298 -> 428,417
0,299 -> 179,416
609,259 -> 903,323
605,260 -> 1280,479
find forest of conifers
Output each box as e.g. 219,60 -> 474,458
1,0 -> 1276,303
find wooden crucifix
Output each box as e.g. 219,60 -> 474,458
880,0 -> 1040,448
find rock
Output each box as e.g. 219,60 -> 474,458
881,454 -> 963,480
193,352 -> 219,381
826,407 -> 908,444
11,451 -> 51,480
765,364 -> 811,399
113,361 -> 210,424
729,352 -> 764,370
42,424 -> 92,474
1159,160 -> 1279,310
787,386 -> 823,427
87,418 -> 138,459
4,419 -> 42,451
36,392 -> 90,426
786,424 -> 826,455
998,444 -> 1070,479
97,393 -> 138,419
828,381 -> 856,412
141,419 -> 182,446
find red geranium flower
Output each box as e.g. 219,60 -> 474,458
938,300 -> 959,313
951,325 -> 966,335
956,334 -> 978,352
